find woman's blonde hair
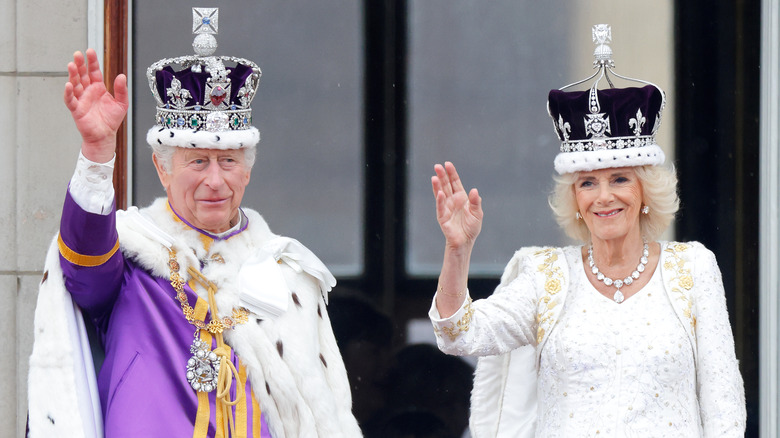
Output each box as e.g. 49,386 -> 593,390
548,165 -> 679,243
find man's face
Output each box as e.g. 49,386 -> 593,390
154,147 -> 251,233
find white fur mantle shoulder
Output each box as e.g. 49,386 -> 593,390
117,199 -> 361,437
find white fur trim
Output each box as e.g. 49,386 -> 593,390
116,199 -> 361,437
146,126 -> 260,150
28,236 -> 103,438
553,144 -> 665,174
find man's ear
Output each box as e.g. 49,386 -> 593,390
243,165 -> 251,187
152,153 -> 170,191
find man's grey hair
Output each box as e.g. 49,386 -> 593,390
150,143 -> 257,173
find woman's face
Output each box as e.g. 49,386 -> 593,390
574,167 -> 644,243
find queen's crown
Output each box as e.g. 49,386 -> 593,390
547,24 -> 667,174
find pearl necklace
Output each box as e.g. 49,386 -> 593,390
587,239 -> 649,303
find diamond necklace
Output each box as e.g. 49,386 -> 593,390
587,239 -> 649,303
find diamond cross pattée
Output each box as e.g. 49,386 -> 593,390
193,8 -> 218,35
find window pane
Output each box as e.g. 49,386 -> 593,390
406,1 -> 674,276
132,1 -> 364,275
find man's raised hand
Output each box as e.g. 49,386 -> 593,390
63,48 -> 129,163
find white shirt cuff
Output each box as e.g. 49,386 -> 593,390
428,289 -> 472,323
69,151 -> 116,215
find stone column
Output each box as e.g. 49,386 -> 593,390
0,0 -> 89,435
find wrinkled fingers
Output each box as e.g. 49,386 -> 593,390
444,162 -> 465,195
77,59 -> 90,91
433,163 -> 454,197
63,82 -> 77,111
431,175 -> 442,198
85,49 -> 104,84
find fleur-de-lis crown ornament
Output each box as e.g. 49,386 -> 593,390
546,24 -> 667,174
146,7 -> 262,150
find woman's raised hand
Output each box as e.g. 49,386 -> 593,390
63,48 -> 129,163
431,162 -> 483,251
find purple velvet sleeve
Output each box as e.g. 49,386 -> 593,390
59,189 -> 124,318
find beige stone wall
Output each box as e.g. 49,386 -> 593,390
569,1 -> 675,163
1,0 -> 88,435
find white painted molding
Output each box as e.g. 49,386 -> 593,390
87,0 -> 104,67
127,0 -> 134,203
759,0 -> 780,436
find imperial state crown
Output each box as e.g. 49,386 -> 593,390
146,7 -> 262,150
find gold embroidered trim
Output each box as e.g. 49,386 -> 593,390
58,233 -> 120,267
235,364 -> 249,437
663,243 -> 696,331
192,330 -> 213,438
251,391 -> 262,438
535,248 -> 564,345
168,248 -> 249,334
440,297 -> 474,342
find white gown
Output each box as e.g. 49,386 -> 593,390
539,249 -> 699,437
429,243 -> 746,438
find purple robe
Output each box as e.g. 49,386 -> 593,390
59,191 -> 272,437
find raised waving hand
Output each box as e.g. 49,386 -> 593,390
63,48 -> 129,163
432,162 -> 483,251
431,162 -> 483,317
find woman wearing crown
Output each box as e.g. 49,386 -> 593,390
428,26 -> 746,438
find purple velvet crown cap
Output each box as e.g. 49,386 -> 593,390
548,84 -> 666,174
155,63 -> 254,110
548,85 -> 663,141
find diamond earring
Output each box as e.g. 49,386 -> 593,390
641,205 -> 650,215
576,212 -> 582,220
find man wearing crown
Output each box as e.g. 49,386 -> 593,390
27,8 -> 362,438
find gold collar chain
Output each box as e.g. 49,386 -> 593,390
167,249 -> 250,334
167,248 -> 246,437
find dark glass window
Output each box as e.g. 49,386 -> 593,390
131,2 -> 760,436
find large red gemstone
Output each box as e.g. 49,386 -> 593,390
210,86 -> 226,106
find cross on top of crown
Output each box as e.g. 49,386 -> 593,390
592,24 -> 611,46
591,24 -> 614,65
193,8 -> 218,35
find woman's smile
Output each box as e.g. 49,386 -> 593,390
594,208 -> 623,218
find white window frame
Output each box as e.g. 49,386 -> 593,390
760,0 -> 780,435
